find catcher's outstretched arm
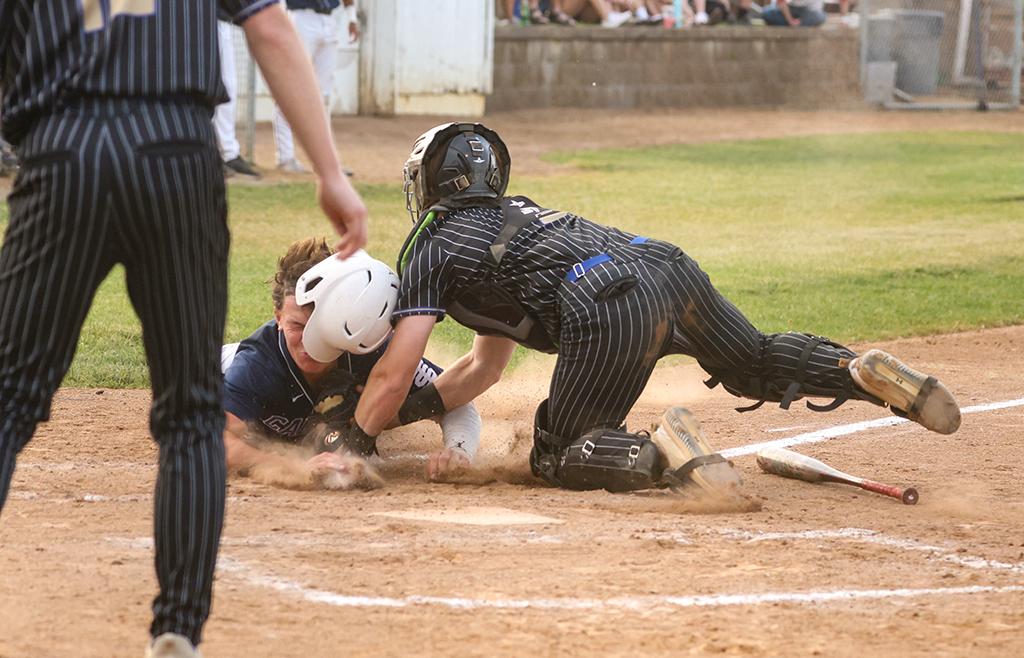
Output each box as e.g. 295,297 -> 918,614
431,334 -> 517,410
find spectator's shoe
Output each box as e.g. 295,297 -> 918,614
551,10 -> 576,26
840,13 -> 860,28
601,10 -> 632,28
645,14 -> 665,25
344,167 -> 354,177
694,11 -> 709,25
708,5 -> 727,24
224,156 -> 261,179
145,633 -> 202,658
734,11 -> 752,25
277,158 -> 309,174
529,7 -> 550,24
849,349 -> 961,435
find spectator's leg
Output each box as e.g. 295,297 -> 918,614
313,13 -> 341,113
272,9 -> 318,166
213,22 -> 241,162
761,6 -> 788,24
561,0 -> 610,22
799,7 -> 827,26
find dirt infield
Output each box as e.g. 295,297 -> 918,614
2,108 -> 1023,656
249,107 -> 1024,185
2,325 -> 1023,657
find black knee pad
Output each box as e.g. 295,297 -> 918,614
703,332 -> 882,413
529,400 -> 664,492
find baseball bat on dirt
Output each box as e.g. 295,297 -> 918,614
755,447 -> 918,505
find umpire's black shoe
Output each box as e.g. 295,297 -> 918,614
224,156 -> 261,179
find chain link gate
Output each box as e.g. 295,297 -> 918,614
860,0 -> 1023,109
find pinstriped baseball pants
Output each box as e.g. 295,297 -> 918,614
548,243 -> 856,442
0,99 -> 228,645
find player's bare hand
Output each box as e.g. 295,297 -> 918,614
348,20 -> 360,43
317,171 -> 368,258
306,451 -> 353,475
426,448 -> 471,481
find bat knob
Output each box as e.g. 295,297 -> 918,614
901,487 -> 919,505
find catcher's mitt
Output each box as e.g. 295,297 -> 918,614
312,368 -> 360,426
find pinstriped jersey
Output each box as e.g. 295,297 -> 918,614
0,0 -> 277,145
395,199 -> 675,344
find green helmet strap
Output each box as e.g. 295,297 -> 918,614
397,206 -> 446,276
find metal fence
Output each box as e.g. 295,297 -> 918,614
860,0 -> 1023,109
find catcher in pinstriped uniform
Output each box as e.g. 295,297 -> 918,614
345,123 -> 961,495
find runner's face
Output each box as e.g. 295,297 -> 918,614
276,295 -> 334,376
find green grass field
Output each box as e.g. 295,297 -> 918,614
2,131 -> 1021,388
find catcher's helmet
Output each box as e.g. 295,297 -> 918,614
294,250 -> 400,362
403,122 -> 510,222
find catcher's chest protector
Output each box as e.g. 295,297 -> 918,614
399,197 -> 562,353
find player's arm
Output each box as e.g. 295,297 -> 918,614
432,335 -> 517,409
223,411 -> 353,480
240,4 -> 367,256
342,0 -> 360,42
354,315 -> 438,436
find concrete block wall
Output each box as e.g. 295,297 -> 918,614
488,26 -> 864,112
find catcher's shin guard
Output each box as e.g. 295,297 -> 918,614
849,350 -> 961,434
651,407 -> 742,496
703,332 -> 883,414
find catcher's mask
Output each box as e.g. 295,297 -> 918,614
402,122 -> 511,223
294,250 -> 400,362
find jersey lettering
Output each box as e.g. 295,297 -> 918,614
82,0 -> 157,32
413,361 -> 439,388
262,415 -> 309,437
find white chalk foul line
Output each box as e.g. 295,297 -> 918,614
216,555 -> 1024,611
721,397 -> 1024,458
715,528 -> 1024,575
104,535 -> 1024,613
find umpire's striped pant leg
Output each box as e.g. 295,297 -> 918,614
109,102 -> 229,645
0,115 -> 116,512
547,260 -> 673,442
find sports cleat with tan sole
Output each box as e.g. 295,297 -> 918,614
651,406 -> 742,495
145,633 -> 202,658
849,349 -> 961,435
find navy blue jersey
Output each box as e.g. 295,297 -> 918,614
223,320 -> 441,441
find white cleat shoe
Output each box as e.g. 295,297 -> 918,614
145,633 -> 202,658
849,349 -> 961,434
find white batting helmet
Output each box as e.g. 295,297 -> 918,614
294,250 -> 400,362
